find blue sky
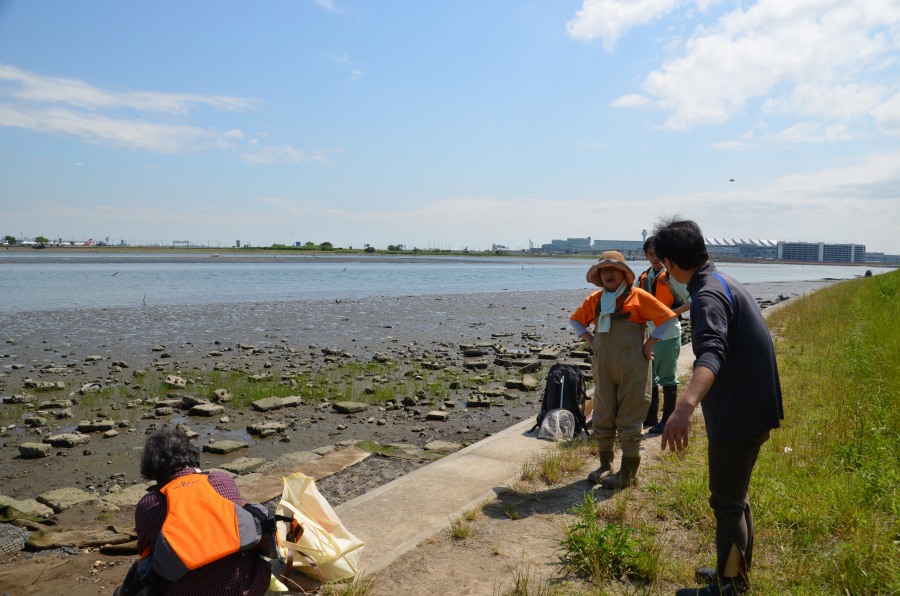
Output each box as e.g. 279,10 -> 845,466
1,0 -> 899,252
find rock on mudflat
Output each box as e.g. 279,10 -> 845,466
18,442 -> 52,459
247,421 -> 286,436
332,401 -> 369,414
36,487 -> 100,513
24,379 -> 65,391
165,375 -> 187,388
77,419 -> 116,433
0,495 -> 53,518
190,403 -> 225,417
221,457 -> 267,475
424,440 -> 463,453
252,395 -> 301,412
46,433 -> 91,447
102,483 -> 154,508
202,440 -> 248,455
425,410 -> 451,421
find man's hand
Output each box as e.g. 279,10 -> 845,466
642,338 -> 657,361
661,404 -> 693,452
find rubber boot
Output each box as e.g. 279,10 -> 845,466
587,451 -> 614,483
599,456 -> 640,489
643,385 -> 659,428
648,385 -> 677,434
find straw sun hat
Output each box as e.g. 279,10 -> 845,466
586,250 -> 636,287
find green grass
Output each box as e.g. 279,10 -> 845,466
651,270 -> 900,594
562,491 -> 659,583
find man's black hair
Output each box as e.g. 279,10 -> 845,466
652,218 -> 709,271
140,427 -> 201,485
642,235 -> 655,253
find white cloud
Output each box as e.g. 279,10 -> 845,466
596,0 -> 900,133
0,65 -> 253,113
775,122 -> 851,143
610,94 -> 651,108
0,65 -> 258,152
314,0 -> 344,14
567,0 -> 687,50
242,144 -> 309,164
871,92 -> 900,133
0,104 -> 240,152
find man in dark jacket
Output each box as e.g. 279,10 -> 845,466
653,218 -> 783,595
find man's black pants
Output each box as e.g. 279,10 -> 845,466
707,429 -> 771,579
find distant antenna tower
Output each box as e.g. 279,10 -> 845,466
528,239 -> 534,250
642,229 -> 648,241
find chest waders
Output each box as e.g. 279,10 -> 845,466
587,294 -> 649,489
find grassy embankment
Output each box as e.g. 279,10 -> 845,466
515,270 -> 898,595
641,269 -> 899,594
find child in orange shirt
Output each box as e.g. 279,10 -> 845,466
570,251 -> 676,488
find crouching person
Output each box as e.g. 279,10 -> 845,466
116,427 -> 271,596
570,251 -> 677,489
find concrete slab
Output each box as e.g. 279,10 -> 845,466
335,416 -> 540,575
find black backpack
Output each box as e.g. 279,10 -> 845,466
530,363 -> 590,437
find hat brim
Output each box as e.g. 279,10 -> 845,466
586,259 -> 636,287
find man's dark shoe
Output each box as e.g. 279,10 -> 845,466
675,576 -> 747,596
695,566 -> 717,583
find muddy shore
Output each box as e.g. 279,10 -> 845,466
0,280 -> 833,504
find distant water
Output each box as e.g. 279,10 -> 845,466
0,252 -> 890,314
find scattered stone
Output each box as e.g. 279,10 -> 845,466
102,483 -> 154,508
4,394 -> 36,404
85,355 -> 104,362
24,379 -> 65,391
76,419 -> 116,433
189,403 -> 225,417
538,347 -> 563,360
221,457 -> 267,475
246,421 -> 286,436
26,526 -> 133,550
466,396 -> 493,408
164,375 -> 187,389
425,440 -> 463,453
36,487 -> 100,513
252,395 -> 301,412
332,401 -> 369,414
74,382 -> 103,395
425,410 -> 451,421
202,440 -> 248,455
0,495 -> 53,518
19,442 -> 52,459
45,433 -> 91,448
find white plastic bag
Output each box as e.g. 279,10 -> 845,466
537,408 -> 576,441
274,472 -> 365,583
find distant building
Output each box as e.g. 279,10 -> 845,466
705,238 -> 778,260
777,242 -> 866,263
538,237 -> 592,253
591,239 -> 645,256
532,234 -> 891,265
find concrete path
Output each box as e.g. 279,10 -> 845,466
334,415 -> 545,574
336,344 -> 700,576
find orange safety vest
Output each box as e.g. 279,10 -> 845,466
638,268 -> 683,309
147,473 -> 263,582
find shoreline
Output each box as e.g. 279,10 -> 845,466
0,279 -> 843,594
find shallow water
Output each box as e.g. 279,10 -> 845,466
0,252 -> 888,314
